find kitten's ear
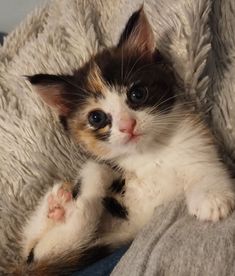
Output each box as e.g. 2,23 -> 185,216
117,8 -> 155,56
27,74 -> 75,116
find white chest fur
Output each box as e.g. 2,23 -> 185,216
117,116 -> 235,228
121,150 -> 184,228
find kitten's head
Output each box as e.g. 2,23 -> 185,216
28,8 -> 177,160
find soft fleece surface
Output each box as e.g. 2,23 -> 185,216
0,0 -> 235,275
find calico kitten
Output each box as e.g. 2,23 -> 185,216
13,8 -> 235,276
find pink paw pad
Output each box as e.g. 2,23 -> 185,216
47,186 -> 72,222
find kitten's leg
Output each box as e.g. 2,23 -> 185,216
185,164 -> 235,222
32,161 -> 116,261
21,181 -> 72,259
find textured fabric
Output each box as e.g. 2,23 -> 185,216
112,199 -> 235,276
0,0 -> 235,275
72,246 -> 129,276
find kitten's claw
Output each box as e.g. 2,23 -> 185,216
187,192 -> 235,222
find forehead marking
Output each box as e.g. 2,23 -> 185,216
86,64 -> 105,94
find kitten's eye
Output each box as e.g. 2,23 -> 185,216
88,110 -> 108,129
127,86 -> 148,105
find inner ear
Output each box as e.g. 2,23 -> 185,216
117,8 -> 155,56
27,74 -> 76,116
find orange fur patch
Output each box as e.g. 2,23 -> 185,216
69,106 -> 110,157
86,64 -> 105,94
96,125 -> 110,135
77,128 -> 110,157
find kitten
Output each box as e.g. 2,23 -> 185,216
13,8 -> 235,276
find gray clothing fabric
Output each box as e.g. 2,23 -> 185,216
112,199 -> 235,276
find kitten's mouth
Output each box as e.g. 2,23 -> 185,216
125,133 -> 142,144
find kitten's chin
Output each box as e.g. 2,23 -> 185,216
116,136 -> 145,156
104,134 -> 156,159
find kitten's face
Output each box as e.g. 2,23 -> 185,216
28,9 -> 176,160
68,50 -> 175,159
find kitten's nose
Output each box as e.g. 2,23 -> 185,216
119,118 -> 136,134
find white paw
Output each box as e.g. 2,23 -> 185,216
187,191 -> 235,222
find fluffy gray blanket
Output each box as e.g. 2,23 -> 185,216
0,0 -> 235,275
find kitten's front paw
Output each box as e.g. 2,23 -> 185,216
187,191 -> 235,222
79,160 -> 117,197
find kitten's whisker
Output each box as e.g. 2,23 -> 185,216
129,63 -> 154,79
149,93 -> 197,113
57,75 -> 91,96
124,49 -> 153,83
121,44 -> 124,83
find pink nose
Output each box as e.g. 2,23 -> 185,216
119,118 -> 136,134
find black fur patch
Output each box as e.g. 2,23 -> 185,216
110,178 -> 125,193
59,116 -> 68,130
94,130 -> 111,141
117,9 -> 142,48
92,47 -> 176,115
103,197 -> 128,219
26,74 -> 65,85
26,248 -> 34,264
72,180 -> 81,199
